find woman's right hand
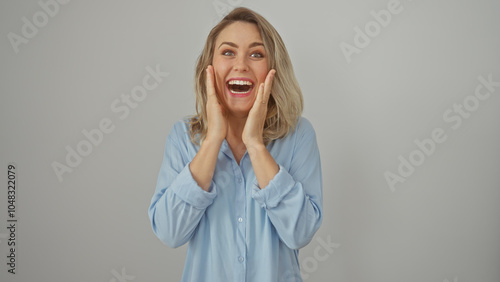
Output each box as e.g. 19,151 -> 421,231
189,65 -> 226,191
205,65 -> 227,143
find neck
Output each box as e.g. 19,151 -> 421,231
225,114 -> 248,164
226,114 -> 247,143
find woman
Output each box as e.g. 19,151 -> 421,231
149,7 -> 323,282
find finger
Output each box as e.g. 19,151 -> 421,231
257,83 -> 266,104
206,65 -> 228,116
262,69 -> 276,104
206,65 -> 216,98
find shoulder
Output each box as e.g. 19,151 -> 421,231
172,118 -> 191,133
167,118 -> 192,144
296,117 -> 314,131
272,117 -> 317,147
293,117 -> 317,138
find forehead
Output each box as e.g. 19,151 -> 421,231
216,21 -> 263,46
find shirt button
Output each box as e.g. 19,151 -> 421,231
238,256 -> 244,262
237,178 -> 242,183
238,217 -> 243,223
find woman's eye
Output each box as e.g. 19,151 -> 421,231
222,50 -> 234,56
251,52 -> 264,58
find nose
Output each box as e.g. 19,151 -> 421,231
233,55 -> 249,72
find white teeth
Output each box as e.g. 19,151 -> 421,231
231,89 -> 251,94
227,79 -> 253,94
228,80 -> 253,86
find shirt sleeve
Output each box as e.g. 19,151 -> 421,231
148,123 -> 217,248
251,118 -> 323,250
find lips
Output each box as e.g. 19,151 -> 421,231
226,78 -> 254,96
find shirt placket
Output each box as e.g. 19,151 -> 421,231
232,159 -> 246,281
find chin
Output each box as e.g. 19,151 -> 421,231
224,101 -> 254,116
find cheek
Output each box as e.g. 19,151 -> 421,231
212,58 -> 228,88
212,58 -> 226,80
212,71 -> 227,97
212,55 -> 230,71
255,63 -> 269,83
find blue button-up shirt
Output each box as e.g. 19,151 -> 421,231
149,117 -> 323,282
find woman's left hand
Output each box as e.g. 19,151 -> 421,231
242,69 -> 276,149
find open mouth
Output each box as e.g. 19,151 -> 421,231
226,79 -> 254,94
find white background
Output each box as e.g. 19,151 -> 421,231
1,0 -> 499,281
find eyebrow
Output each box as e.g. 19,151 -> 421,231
218,41 -> 264,49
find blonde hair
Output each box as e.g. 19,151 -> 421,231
189,7 -> 303,144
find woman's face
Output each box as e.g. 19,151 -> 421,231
212,21 -> 269,117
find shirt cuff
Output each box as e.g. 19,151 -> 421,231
170,162 -> 217,210
251,164 -> 295,209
